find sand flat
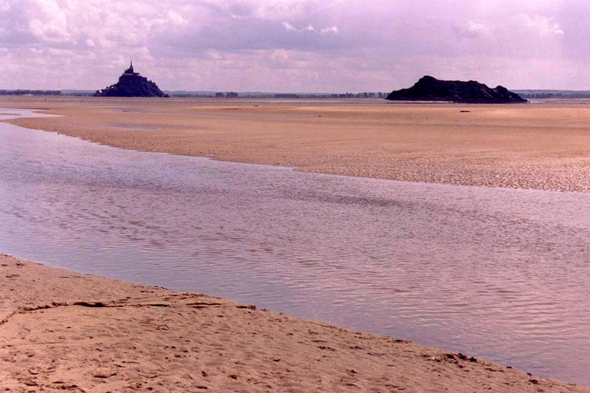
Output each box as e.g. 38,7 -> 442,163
1,254 -> 589,392
3,96 -> 590,192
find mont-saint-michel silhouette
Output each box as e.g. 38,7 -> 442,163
386,76 -> 527,103
94,61 -> 168,97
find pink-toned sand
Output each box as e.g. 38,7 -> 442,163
2,255 -> 588,392
5,96 -> 590,192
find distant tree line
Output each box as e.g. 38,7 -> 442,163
331,92 -> 388,98
205,92 -> 390,99
517,92 -> 590,99
7,89 -> 392,99
0,90 -> 62,96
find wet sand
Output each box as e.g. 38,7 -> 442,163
2,97 -> 590,390
4,96 -> 590,192
2,254 -> 588,392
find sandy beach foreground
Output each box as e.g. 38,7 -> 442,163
1,254 -> 588,392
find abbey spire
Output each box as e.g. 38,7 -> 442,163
124,60 -> 136,75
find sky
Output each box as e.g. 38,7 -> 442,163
0,0 -> 587,92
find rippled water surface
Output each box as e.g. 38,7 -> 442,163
2,110 -> 590,385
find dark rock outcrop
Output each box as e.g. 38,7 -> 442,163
94,62 -> 168,98
386,76 -> 526,103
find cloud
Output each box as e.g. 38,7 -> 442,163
281,21 -> 296,31
320,26 -> 338,34
0,0 -> 588,91
453,21 -> 494,41
282,21 -> 317,33
517,14 -> 564,36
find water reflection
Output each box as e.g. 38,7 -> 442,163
1,110 -> 590,385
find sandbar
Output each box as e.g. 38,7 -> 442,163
3,96 -> 590,192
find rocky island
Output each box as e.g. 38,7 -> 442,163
94,62 -> 168,97
386,76 -> 527,103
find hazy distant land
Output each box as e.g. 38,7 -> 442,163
5,87 -> 590,100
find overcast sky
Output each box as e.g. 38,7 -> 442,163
0,0 -> 587,92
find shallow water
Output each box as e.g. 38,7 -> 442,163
2,109 -> 590,385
